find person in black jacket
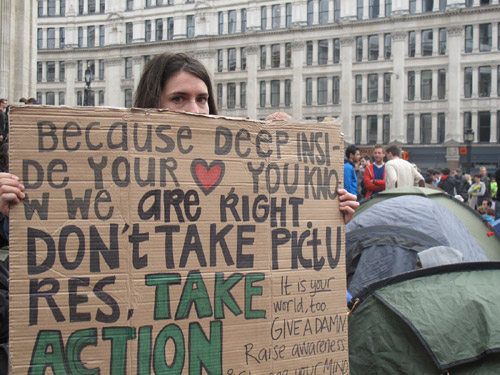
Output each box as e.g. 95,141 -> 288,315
438,168 -> 458,196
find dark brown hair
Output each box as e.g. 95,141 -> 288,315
385,144 -> 401,158
134,53 -> 217,115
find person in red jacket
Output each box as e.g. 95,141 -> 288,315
363,144 -> 386,198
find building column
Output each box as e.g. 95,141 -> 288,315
378,74 -> 384,102
291,41 -> 305,119
376,116 -> 383,143
447,0 -> 466,8
415,0 -> 422,13
431,113 -> 438,143
392,0 -> 409,14
432,70 -> 439,100
246,45 -> 259,119
392,31 -> 406,143
65,61 -> 77,106
292,1 -> 307,27
472,24 -> 479,53
363,0 -> 370,19
104,58 -> 122,107
415,29 -> 422,57
173,16 -> 185,39
415,71 -> 421,100
447,26 -> 463,141
340,37 -> 354,142
472,67 -> 478,97
491,111 -> 498,143
414,114 -> 421,144
361,115 -> 368,144
132,57 -> 142,91
471,111 -> 478,143
341,0 -> 357,20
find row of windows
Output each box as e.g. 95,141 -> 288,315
305,77 -> 341,105
406,70 -> 446,101
216,82 -> 248,109
464,111 -> 500,143
355,73 -> 394,103
354,115 -> 392,145
464,66 -> 500,98
144,18 -> 174,42
464,23 -> 500,53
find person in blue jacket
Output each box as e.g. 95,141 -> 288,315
344,145 -> 360,197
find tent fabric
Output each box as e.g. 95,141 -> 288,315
346,226 -> 442,297
347,195 -> 489,262
349,264 -> 500,374
354,187 -> 500,260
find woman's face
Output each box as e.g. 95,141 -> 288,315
160,71 -> 210,114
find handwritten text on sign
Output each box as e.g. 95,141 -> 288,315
10,107 -> 349,375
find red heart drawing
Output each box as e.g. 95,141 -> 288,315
191,159 -> 225,195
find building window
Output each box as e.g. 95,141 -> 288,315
478,112 -> 491,142
409,0 -> 416,13
241,47 -> 247,70
498,22 -> 500,50
59,61 -> 65,81
438,69 -> 446,99
307,0 -> 314,25
125,23 -> 132,44
124,89 -> 132,108
86,60 -> 95,81
356,36 -> 363,62
47,28 -> 55,49
260,81 -> 266,107
384,33 -> 391,59
228,10 -> 236,34
126,0 -> 133,11
286,3 -> 292,28
479,23 -> 492,52
272,5 -> 281,29
318,40 -> 328,65
422,0 -> 433,12
407,114 -> 415,144
46,92 -> 55,105
124,57 -> 132,78
38,0 -> 44,16
355,75 -> 362,103
333,38 -> 340,63
420,113 -> 432,144
77,60 -> 83,81
78,0 -> 84,14
334,0 -> 340,22
145,20 -> 151,42
465,25 -> 473,53
421,70 -> 432,100
306,41 -> 313,65
385,0 -> 392,16
367,74 -> 378,103
59,28 -> 65,48
98,90 -> 104,106
78,27 -> 83,47
99,25 -> 105,46
438,113 -> 445,143
332,76 -> 340,104
440,0 -> 447,10
319,0 -> 329,24
240,82 -> 246,108
260,45 -> 266,69
285,79 -> 291,106
99,59 -> 104,80
77,91 -> 83,106
383,115 -> 390,144
498,65 -> 500,97
218,12 -> 224,35
271,80 -> 280,107
439,28 -> 447,55
355,116 -> 362,144
88,0 -> 95,13
497,111 -> 500,143
37,28 -> 43,49
464,112 -> 472,138
86,25 -> 95,47
167,18 -> 174,40
217,84 -> 223,108
421,30 -> 433,56
408,31 -> 416,57
156,19 -> 163,40
384,73 -> 391,102
306,78 -> 312,105
37,62 -> 42,82
285,43 -> 292,67
227,83 -> 236,109
317,77 -> 328,105
369,0 -> 380,19
271,44 -> 280,68
217,49 -> 223,72
60,0 -> 66,15
357,0 -> 363,20
227,48 -> 236,71
367,116 -> 378,145
368,35 -> 379,61
186,15 -> 194,38
59,92 -> 65,105
479,66 -> 491,97
99,0 -> 104,13
408,71 -> 415,101
464,67 -> 472,98
241,9 -> 247,32
261,6 -> 267,30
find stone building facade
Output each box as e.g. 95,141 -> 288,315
34,0 -> 500,170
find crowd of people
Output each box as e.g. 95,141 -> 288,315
345,143 -> 500,222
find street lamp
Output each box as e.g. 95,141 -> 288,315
84,64 -> 93,106
464,128 -> 474,174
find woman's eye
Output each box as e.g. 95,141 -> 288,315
197,97 -> 208,104
172,96 -> 183,103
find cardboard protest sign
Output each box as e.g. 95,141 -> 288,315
9,106 -> 349,375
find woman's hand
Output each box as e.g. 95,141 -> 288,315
0,173 -> 25,216
266,112 -> 292,121
338,188 -> 359,224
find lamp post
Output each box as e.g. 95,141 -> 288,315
84,64 -> 93,106
464,128 -> 474,174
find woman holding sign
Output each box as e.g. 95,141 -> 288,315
0,53 -> 358,223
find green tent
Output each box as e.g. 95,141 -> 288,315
349,263 -> 500,374
355,187 -> 500,260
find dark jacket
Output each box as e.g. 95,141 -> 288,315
438,174 -> 457,195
